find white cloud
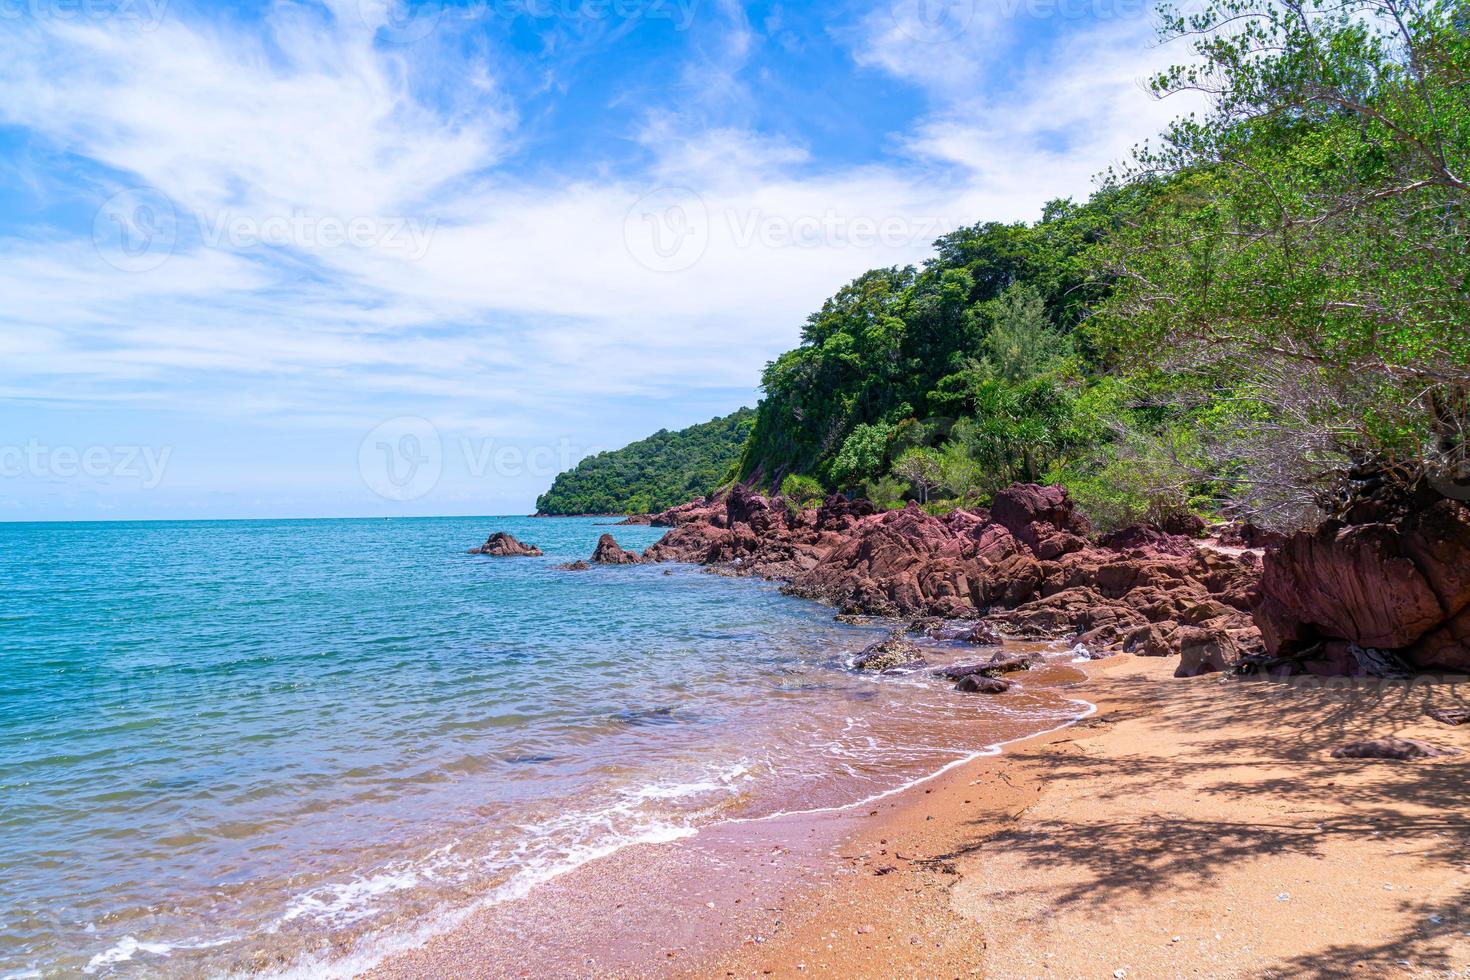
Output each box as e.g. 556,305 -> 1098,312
0,0 -> 1202,489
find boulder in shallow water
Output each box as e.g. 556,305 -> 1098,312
852,632 -> 925,672
955,674 -> 1012,694
590,533 -> 641,564
938,652 -> 1040,680
470,532 -> 543,557
559,560 -> 591,571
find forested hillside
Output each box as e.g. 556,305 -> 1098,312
535,409 -> 755,515
738,0 -> 1469,532
537,0 -> 1467,533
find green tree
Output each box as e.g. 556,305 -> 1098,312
893,447 -> 944,504
779,474 -> 827,509
828,422 -> 893,489
1099,0 -> 1470,524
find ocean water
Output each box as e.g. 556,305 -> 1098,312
0,516 -> 1088,977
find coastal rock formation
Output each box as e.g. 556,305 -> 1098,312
590,533 -> 642,565
637,483 -> 1265,663
1254,496 -> 1470,673
469,532 -> 544,557
560,560 -> 591,571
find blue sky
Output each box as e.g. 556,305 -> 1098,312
0,0 -> 1198,520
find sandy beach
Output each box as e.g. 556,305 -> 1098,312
371,654 -> 1470,978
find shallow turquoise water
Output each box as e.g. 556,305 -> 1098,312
0,516 -> 1083,977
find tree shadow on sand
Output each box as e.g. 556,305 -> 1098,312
930,671 -> 1470,973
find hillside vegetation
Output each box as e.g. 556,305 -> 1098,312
538,0 -> 1468,532
738,0 -> 1469,532
535,409 -> 755,515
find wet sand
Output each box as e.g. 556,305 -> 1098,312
370,655 -> 1470,978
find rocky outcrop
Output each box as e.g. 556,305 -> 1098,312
632,483 -> 1265,664
590,533 -> 642,564
469,532 -> 544,557
1254,497 -> 1470,673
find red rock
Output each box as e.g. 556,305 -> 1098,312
632,482 -> 1267,668
1099,523 -> 1198,557
590,533 -> 642,564
1256,500 -> 1470,672
939,653 -> 1039,679
991,484 -> 1091,544
470,532 -> 544,557
1173,627 -> 1243,677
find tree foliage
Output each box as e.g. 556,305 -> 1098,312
536,409 -> 755,515
1098,0 -> 1470,524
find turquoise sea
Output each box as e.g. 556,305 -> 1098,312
0,516 -> 1086,977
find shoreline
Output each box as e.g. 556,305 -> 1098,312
367,653 -> 1470,978
359,644 -> 1095,980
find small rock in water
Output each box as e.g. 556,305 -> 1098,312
954,674 -> 1012,694
852,632 -> 925,672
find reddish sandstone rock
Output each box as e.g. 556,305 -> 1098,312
1099,523 -> 1199,557
1255,499 -> 1470,672
632,482 -> 1266,664
590,533 -> 641,565
1173,627 -> 1243,677
469,532 -> 544,557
